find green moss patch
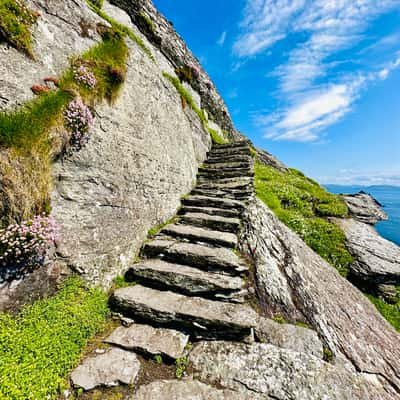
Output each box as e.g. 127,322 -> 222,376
0,0 -> 38,57
367,293 -> 400,332
255,162 -> 352,276
0,276 -> 109,400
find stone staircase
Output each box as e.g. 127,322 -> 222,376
71,141 -> 260,391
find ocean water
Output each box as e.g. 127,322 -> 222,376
325,185 -> 400,246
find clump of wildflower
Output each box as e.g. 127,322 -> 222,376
73,63 -> 97,89
0,215 -> 59,276
64,98 -> 94,150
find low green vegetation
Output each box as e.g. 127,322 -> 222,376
255,162 -> 352,276
112,275 -> 132,289
153,354 -> 163,364
87,0 -> 154,61
367,294 -> 400,332
162,72 -> 227,144
0,0 -> 38,57
175,356 -> 188,379
138,11 -> 155,34
0,276 -> 109,400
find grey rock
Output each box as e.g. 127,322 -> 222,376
256,148 -> 288,172
161,223 -> 238,247
256,317 -> 323,358
105,323 -> 188,359
131,379 -> 259,400
334,218 -> 400,285
342,192 -> 388,225
206,154 -> 253,164
240,198 -> 400,394
126,259 -> 245,301
179,213 -> 241,233
377,284 -> 399,303
201,161 -> 252,170
198,168 -> 253,180
111,285 -> 258,339
189,341 -> 395,400
191,188 -> 252,201
142,239 -> 248,275
179,205 -> 240,219
70,347 -> 140,390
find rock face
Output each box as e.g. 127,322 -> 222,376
334,218 -> 400,285
189,341 -> 395,400
256,317 -> 323,359
240,198 -> 400,396
256,148 -> 288,172
70,347 -> 140,390
342,192 -> 388,224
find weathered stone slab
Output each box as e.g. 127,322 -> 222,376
105,323 -> 188,359
191,188 -> 252,201
342,192 -> 388,225
126,259 -> 245,301
190,341 -> 396,400
206,154 -> 253,164
179,213 -> 241,233
131,379 -> 259,400
182,195 -> 245,211
256,317 -> 323,358
142,239 -> 248,275
240,198 -> 400,393
202,161 -> 252,170
111,285 -> 257,339
179,206 -> 240,219
198,169 -> 254,180
161,223 -> 238,247
334,218 -> 400,285
70,348 -> 140,390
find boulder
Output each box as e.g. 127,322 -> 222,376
190,341 -> 394,400
240,198 -> 400,395
256,317 -> 323,358
334,218 -> 400,285
70,347 -> 140,390
342,192 -> 388,225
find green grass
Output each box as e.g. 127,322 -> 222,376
87,1 -> 154,62
162,72 -> 228,144
0,0 -> 38,57
367,294 -> 400,332
0,90 -> 72,151
0,276 -> 109,400
255,162 -> 352,276
147,217 -> 176,237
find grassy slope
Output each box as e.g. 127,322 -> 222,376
254,161 -> 352,276
255,161 -> 400,331
0,277 -> 109,400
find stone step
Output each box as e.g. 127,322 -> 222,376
178,205 -> 240,219
206,154 -> 253,164
105,323 -> 189,360
179,213 -> 241,233
196,180 -> 253,192
111,285 -> 258,339
212,140 -> 249,149
198,168 -> 254,178
125,259 -> 245,302
208,147 -> 250,157
161,223 -> 238,248
142,239 -> 247,275
201,160 -> 252,170
182,195 -> 245,211
191,189 -> 253,201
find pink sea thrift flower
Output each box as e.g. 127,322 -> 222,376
73,64 -> 97,89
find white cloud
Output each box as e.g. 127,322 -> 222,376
318,169 -> 400,186
217,31 -> 227,46
234,0 -> 400,141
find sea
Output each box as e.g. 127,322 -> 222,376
325,185 -> 400,246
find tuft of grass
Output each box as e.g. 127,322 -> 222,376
255,162 -> 352,276
0,90 -> 72,150
137,11 -> 155,34
60,29 -> 128,104
87,1 -> 154,62
148,217 -> 176,238
112,275 -> 132,289
0,276 -> 109,400
175,356 -> 188,379
272,315 -> 286,324
162,72 -> 228,144
367,294 -> 400,332
0,0 -> 38,57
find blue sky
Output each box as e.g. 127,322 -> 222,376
153,0 -> 400,186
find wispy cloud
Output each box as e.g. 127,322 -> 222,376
217,31 -> 227,46
318,169 -> 400,186
234,0 -> 400,142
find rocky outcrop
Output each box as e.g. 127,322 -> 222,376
240,198 -> 400,395
342,192 -> 388,224
189,341 -> 395,400
334,218 -> 400,286
256,148 -> 288,172
108,0 -> 235,136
